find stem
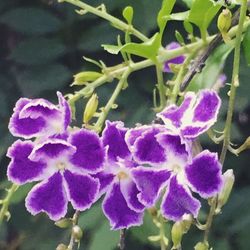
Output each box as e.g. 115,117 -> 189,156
94,69 -> 131,132
119,229 -> 126,250
67,210 -> 81,250
155,63 -> 166,111
60,0 -> 148,42
220,0 -> 248,164
203,0 -> 248,244
0,184 -> 19,225
160,216 -> 167,250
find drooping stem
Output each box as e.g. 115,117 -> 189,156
59,0 -> 148,42
203,0 -> 248,244
155,63 -> 166,111
94,69 -> 131,132
0,183 -> 19,225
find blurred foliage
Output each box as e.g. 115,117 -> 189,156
0,0 -> 250,249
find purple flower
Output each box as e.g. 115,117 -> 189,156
126,127 -> 223,221
163,42 -> 185,73
157,90 -> 221,139
7,129 -> 105,220
93,121 -> 149,230
9,92 -> 71,139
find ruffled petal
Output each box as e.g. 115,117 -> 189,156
25,172 -> 67,221
132,167 -> 171,207
102,182 -> 143,230
63,170 -> 99,211
57,92 -> 71,130
161,176 -> 201,221
120,179 -> 145,212
7,140 -> 47,184
133,126 -> 166,165
163,42 -> 186,73
157,93 -> 196,130
185,150 -> 223,198
29,138 -> 76,161
102,121 -> 130,161
9,98 -> 47,139
69,129 -> 105,173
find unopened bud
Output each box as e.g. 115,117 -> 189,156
217,169 -> 235,212
72,225 -> 83,241
55,218 -> 72,228
194,242 -> 209,250
56,243 -> 67,250
237,136 -> 250,154
217,9 -> 232,43
83,94 -> 98,124
171,221 -> 183,248
72,71 -> 102,86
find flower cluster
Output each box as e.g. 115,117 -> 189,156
7,89 -> 223,230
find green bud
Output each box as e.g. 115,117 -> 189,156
72,71 -> 102,86
217,8 -> 232,43
72,225 -> 83,241
171,221 -> 183,248
217,169 -> 235,212
148,235 -> 161,242
83,94 -> 99,124
56,243 -> 67,250
236,136 -> 250,154
194,242 -> 209,250
55,218 -> 72,228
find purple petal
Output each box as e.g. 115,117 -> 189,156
181,125 -> 208,139
133,127 -> 166,165
157,92 -> 195,129
25,172 -> 67,221
63,170 -> 99,210
57,92 -> 71,130
125,125 -> 151,150
120,179 -> 145,212
161,176 -> 201,221
69,129 -> 104,173
192,90 -> 221,123
132,167 -> 171,207
92,171 -> 115,196
163,42 -> 185,73
7,140 -> 47,184
29,139 -> 76,160
9,98 -> 47,139
185,150 -> 223,198
102,121 -> 130,161
102,182 -> 143,230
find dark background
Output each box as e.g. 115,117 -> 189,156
0,0 -> 250,249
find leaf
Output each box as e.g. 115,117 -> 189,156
169,11 -> 190,21
243,26 -> 250,66
157,0 -> 176,36
89,221 -> 119,250
123,6 -> 134,24
16,64 -> 71,96
181,0 -> 193,7
188,0 -> 221,39
11,183 -> 33,204
10,38 -> 67,65
0,8 -> 62,35
102,33 -> 161,60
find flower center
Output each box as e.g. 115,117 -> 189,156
56,161 -> 66,170
171,164 -> 182,175
117,171 -> 129,180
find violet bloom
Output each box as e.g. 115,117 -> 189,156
163,42 -> 185,73
9,92 -> 71,139
7,129 -> 105,220
157,90 -> 221,139
126,126 -> 223,221
93,121 -> 148,230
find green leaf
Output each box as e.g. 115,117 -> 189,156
157,0 -> 176,36
181,0 -> 193,7
103,33 -> 161,60
188,0 -> 221,39
16,64 -> 71,96
10,38 -> 67,65
0,8 -> 62,35
123,6 -> 134,24
243,27 -> 250,66
89,221 -> 119,250
169,11 -> 190,21
11,183 -> 33,204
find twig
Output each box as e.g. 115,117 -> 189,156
67,210 -> 81,250
119,229 -> 126,250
